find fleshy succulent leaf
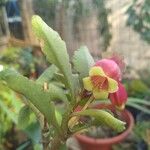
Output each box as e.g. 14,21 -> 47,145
54,73 -> 66,85
72,74 -> 80,95
18,105 -> 31,128
55,110 -> 62,126
0,69 -> 68,132
48,83 -> 68,104
73,109 -> 126,132
36,65 -> 58,84
72,46 -> 95,79
32,15 -> 74,101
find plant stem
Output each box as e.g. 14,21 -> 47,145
42,117 -> 50,150
49,96 -> 95,149
49,135 -> 62,150
49,106 -> 72,150
81,96 -> 94,111
69,96 -> 94,129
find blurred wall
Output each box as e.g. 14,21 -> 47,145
107,0 -> 150,71
33,0 -> 110,57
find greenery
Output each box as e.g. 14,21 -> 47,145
134,121 -> 150,149
124,79 -> 150,98
0,46 -> 49,78
0,0 -> 7,5
126,0 -> 150,43
0,81 -> 43,149
0,83 -> 22,149
93,0 -> 112,50
0,47 -> 34,76
127,97 -> 150,115
138,69 -> 150,87
0,15 -> 125,150
0,46 -> 49,149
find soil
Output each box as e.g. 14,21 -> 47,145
85,125 -> 123,139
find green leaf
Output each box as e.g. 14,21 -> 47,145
50,81 -> 65,88
127,97 -> 150,106
127,102 -> 150,115
16,140 -> 31,150
48,83 -> 68,104
54,73 -> 80,94
55,110 -> 62,126
54,73 -> 66,85
0,98 -> 18,123
24,122 -> 42,144
70,123 -> 90,133
36,64 -> 58,84
33,144 -> 43,150
0,69 -> 65,133
32,15 -> 74,101
129,79 -> 149,94
73,109 -> 126,132
58,144 -> 67,150
72,46 -> 95,78
134,121 -> 150,141
18,105 -> 31,128
72,74 -> 80,94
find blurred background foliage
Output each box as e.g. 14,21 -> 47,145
33,0 -> 111,51
126,0 -> 150,43
0,50 -> 43,150
0,45 -> 47,149
0,83 -> 21,149
124,79 -> 150,98
0,46 -> 48,77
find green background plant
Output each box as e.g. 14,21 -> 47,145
127,0 -> 150,43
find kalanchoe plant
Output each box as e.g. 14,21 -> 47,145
0,16 -> 128,150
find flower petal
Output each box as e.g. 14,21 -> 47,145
95,59 -> 122,81
109,82 -> 127,108
89,66 -> 106,77
108,78 -> 118,93
116,104 -> 125,111
93,88 -> 109,99
83,77 -> 93,91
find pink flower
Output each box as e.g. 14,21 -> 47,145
102,51 -> 126,72
109,83 -> 127,110
95,59 -> 122,81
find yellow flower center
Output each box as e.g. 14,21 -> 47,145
83,66 -> 118,99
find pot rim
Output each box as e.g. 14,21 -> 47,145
75,104 -> 134,145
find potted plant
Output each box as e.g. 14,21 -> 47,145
0,15 -> 134,150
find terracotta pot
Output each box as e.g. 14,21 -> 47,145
75,104 -> 134,150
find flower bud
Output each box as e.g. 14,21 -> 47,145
95,59 -> 121,81
109,83 -> 127,110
